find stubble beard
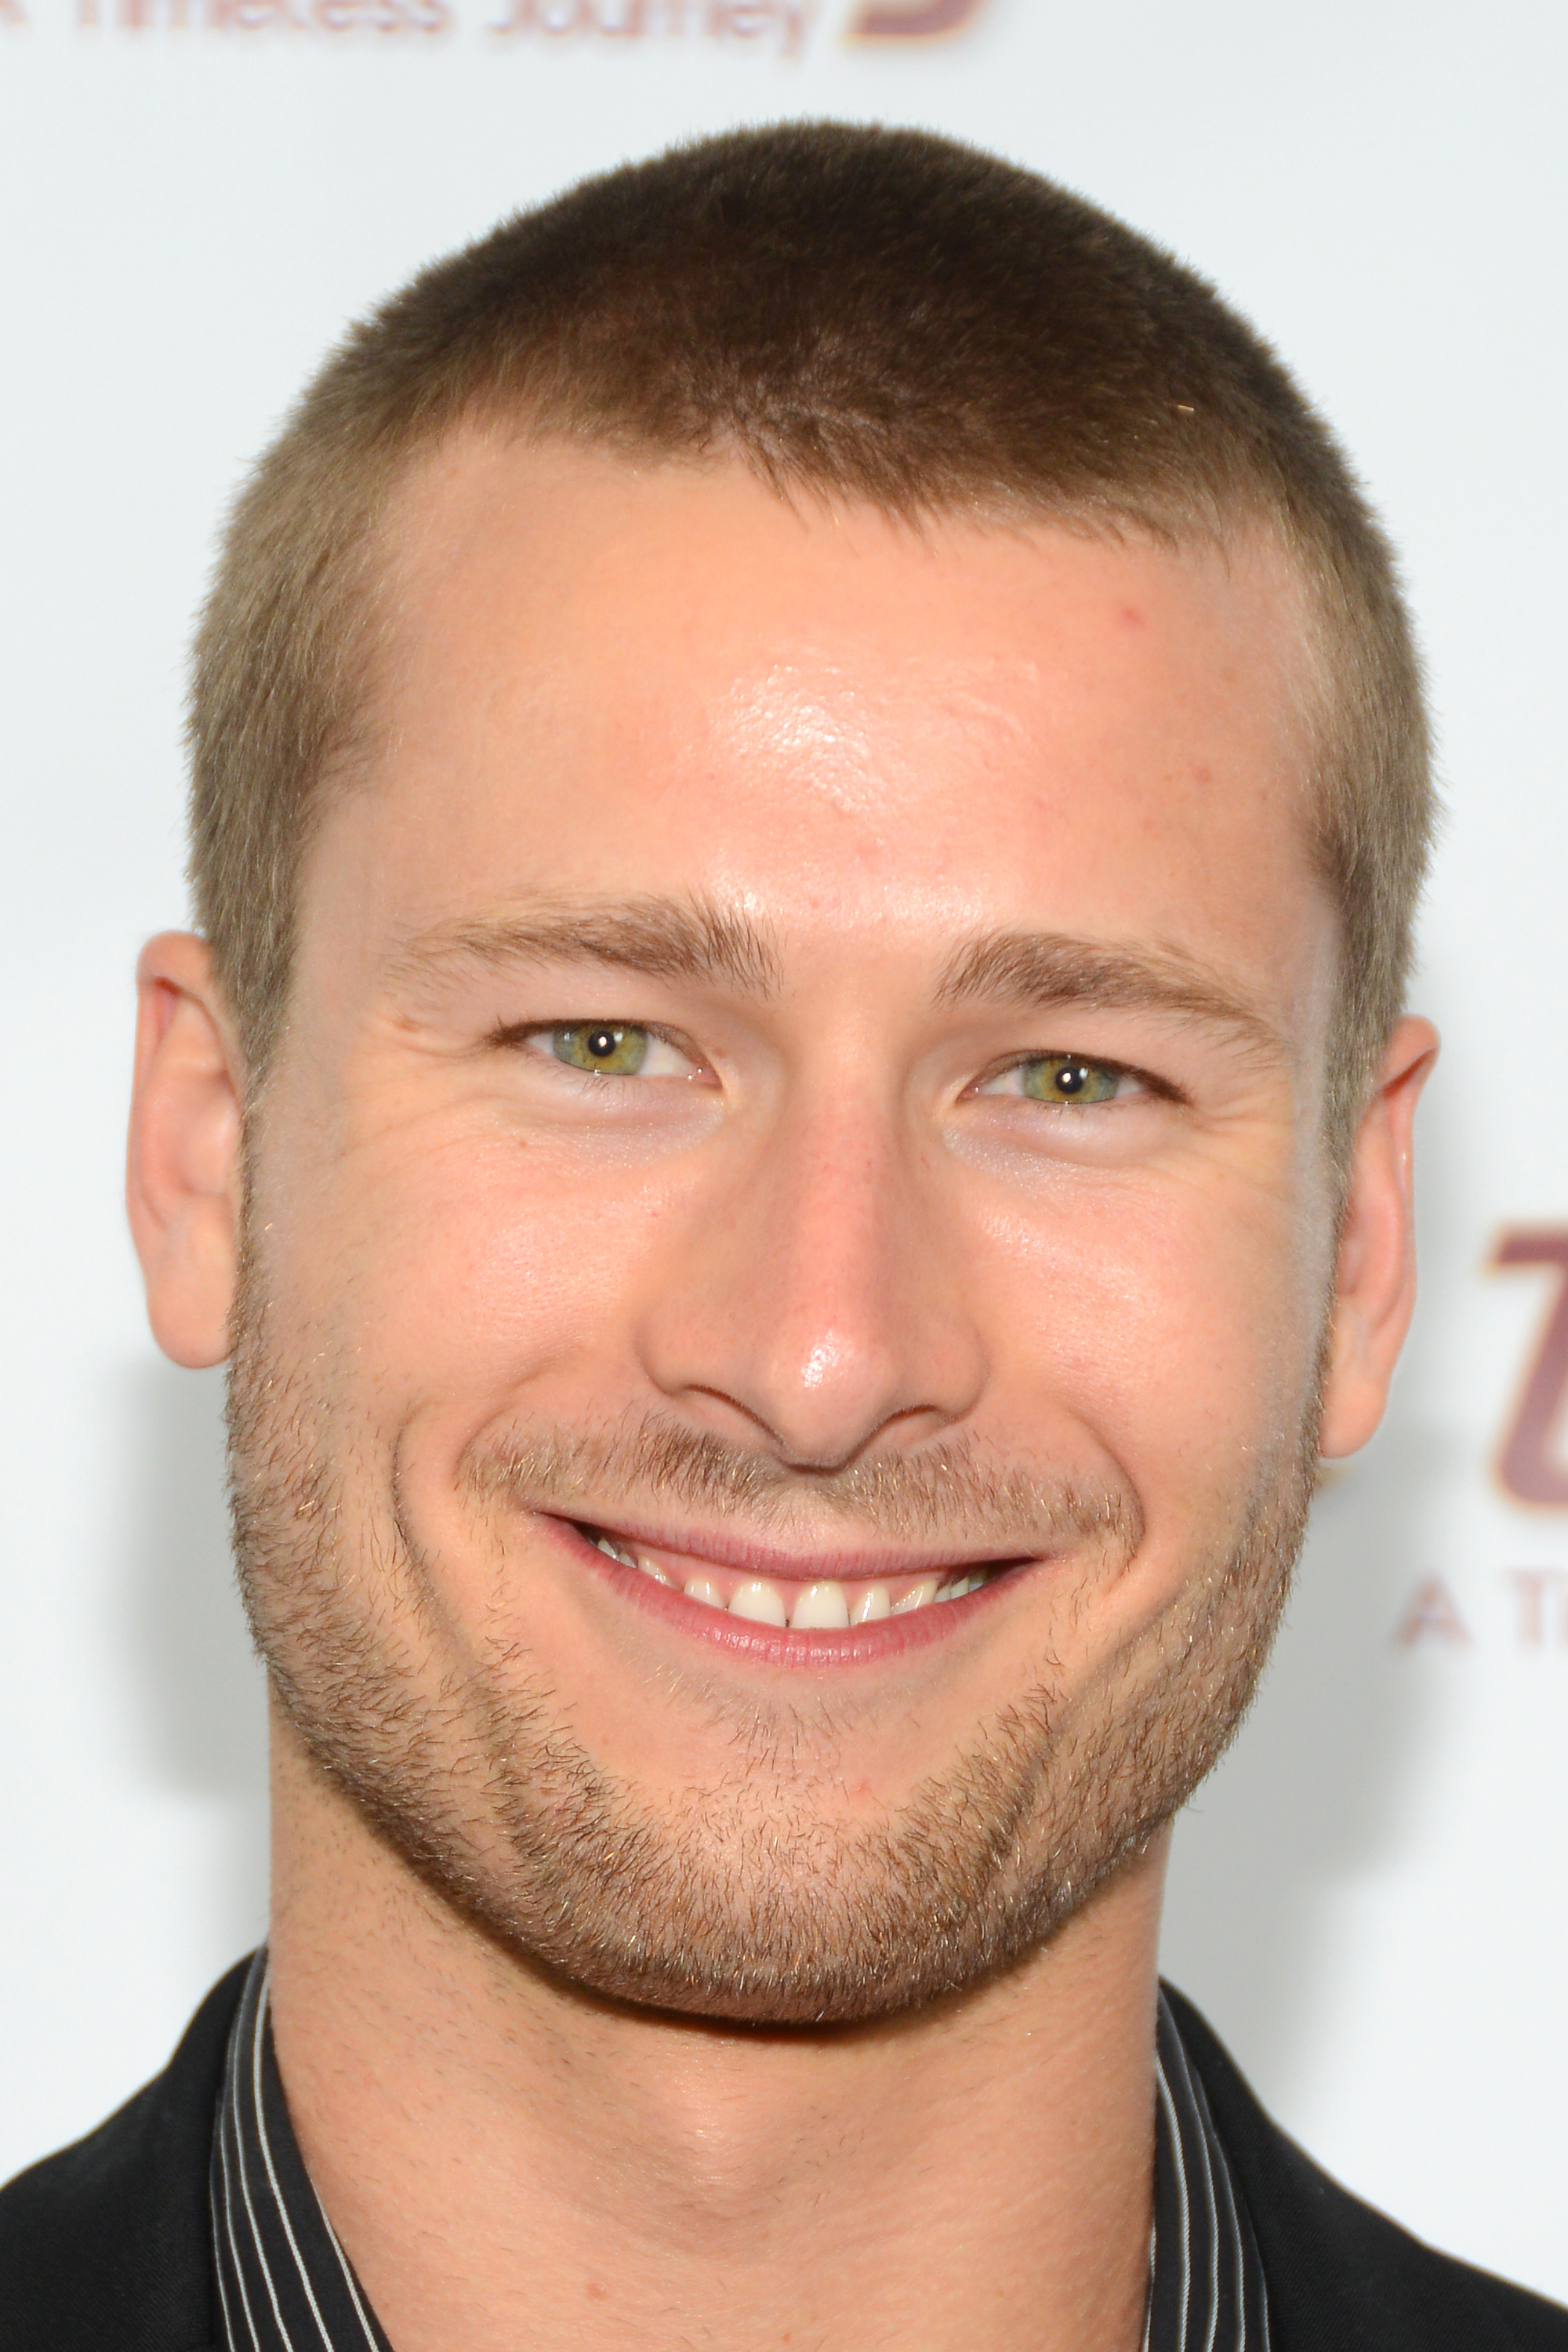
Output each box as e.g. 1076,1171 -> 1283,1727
229,1261 -> 1322,2028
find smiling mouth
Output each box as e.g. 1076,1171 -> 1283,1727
572,1521 -> 1022,1630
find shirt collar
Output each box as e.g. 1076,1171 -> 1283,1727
211,1955 -> 389,2352
1149,1984 -> 1272,2352
212,1951 -> 1269,2352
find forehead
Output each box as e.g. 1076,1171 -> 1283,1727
313,435 -> 1326,1013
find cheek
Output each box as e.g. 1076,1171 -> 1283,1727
978,1166 -> 1324,1513
263,1105 -> 673,1427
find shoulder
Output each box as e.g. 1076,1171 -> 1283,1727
0,1957 -> 251,2352
1165,1984 -> 1568,2352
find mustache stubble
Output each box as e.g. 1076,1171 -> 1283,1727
462,1412 -> 1146,1563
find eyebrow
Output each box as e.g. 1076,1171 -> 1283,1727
388,895 -> 782,1000
390,895 -> 1280,1055
935,929 -> 1283,1054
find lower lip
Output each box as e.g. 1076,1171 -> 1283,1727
546,1517 -> 1031,1668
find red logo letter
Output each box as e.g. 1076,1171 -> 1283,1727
1504,1566 -> 1568,1646
1492,1228 -> 1568,1506
1392,1577 -> 1471,1647
848,0 -> 986,36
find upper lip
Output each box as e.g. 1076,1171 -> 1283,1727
560,1512 -> 1040,1583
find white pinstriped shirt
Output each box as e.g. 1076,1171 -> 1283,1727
211,1951 -> 1270,2352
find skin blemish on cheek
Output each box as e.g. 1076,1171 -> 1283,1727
1115,604 -> 1145,630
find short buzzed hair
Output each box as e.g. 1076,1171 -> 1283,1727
191,121 -> 1432,1152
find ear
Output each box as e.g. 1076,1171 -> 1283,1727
126,931 -> 246,1370
1318,1014 -> 1440,1459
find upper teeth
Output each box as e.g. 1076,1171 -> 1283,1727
590,1534 -> 989,1626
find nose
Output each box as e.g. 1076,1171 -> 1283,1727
632,1087 -> 988,1472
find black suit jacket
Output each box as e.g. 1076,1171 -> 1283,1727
2,1963 -> 1564,2351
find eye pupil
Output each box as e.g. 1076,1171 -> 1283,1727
1054,1061 -> 1088,1096
586,1029 -> 619,1061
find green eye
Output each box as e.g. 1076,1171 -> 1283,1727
1019,1054 -> 1121,1105
550,1024 -> 650,1076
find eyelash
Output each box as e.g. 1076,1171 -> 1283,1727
485,1020 -> 679,1047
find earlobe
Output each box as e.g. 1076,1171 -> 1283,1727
1318,1015 -> 1439,1460
126,931 -> 246,1370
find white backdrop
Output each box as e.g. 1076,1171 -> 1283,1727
3,0 -> 1566,2307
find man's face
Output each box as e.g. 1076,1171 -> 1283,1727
230,441 -> 1341,2022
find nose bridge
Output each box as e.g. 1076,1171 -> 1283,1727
637,1072 -> 986,1468
771,1093 -> 906,1377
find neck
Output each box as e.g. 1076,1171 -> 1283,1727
267,1718 -> 1166,2352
